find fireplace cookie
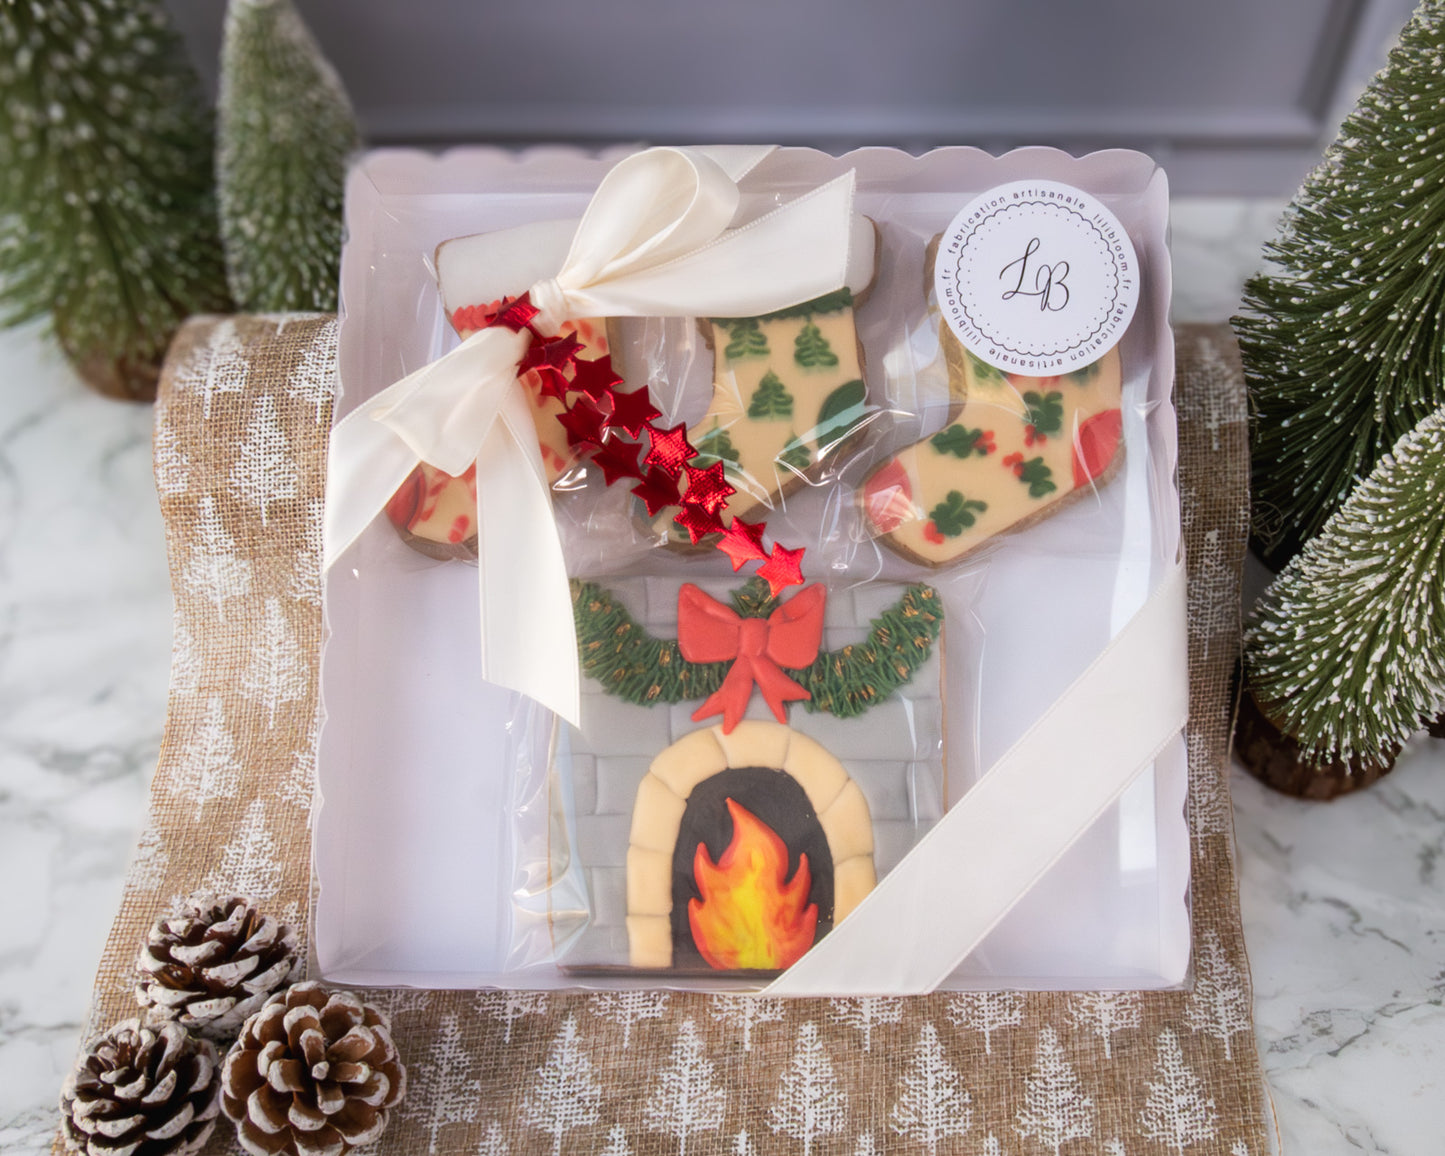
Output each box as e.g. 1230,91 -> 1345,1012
861,237 -> 1125,567
563,576 -> 943,974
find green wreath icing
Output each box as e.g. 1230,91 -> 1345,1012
571,577 -> 942,718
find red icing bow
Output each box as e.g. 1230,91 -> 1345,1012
678,583 -> 826,733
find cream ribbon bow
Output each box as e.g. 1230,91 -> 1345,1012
324,146 -> 859,726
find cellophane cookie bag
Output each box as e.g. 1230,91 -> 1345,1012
314,146 -> 1188,995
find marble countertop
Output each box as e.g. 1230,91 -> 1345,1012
2,199 -> 1442,1155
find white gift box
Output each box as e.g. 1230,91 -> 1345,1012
314,146 -> 1187,993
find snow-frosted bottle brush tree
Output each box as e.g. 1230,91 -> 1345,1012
217,0 -> 358,312
1235,0 -> 1445,565
1232,0 -> 1445,796
0,0 -> 231,400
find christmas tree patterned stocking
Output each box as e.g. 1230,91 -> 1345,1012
653,287 -> 872,540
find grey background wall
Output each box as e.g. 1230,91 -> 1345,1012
168,0 -> 1415,195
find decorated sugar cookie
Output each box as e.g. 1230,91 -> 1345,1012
383,219 -> 629,560
649,229 -> 879,543
562,576 -> 944,972
862,234 -> 1125,567
863,333 -> 1123,566
384,313 -> 616,559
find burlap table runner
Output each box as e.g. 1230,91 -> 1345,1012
60,318 -> 1271,1156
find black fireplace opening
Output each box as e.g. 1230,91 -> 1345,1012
669,765 -> 835,972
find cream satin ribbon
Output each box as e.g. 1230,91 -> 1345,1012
324,146 -> 858,726
766,559 -> 1190,995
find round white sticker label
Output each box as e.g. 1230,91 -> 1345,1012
934,180 -> 1139,375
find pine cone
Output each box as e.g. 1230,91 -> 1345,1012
137,895 -> 301,1041
221,982 -> 406,1156
60,1019 -> 220,1156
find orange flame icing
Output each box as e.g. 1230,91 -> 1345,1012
688,798 -> 818,970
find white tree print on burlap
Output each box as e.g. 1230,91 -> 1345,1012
599,1124 -> 633,1156
590,990 -> 669,1049
183,495 -> 253,620
854,1133 -> 880,1156
1230,1141 -> 1250,1156
402,1012 -> 481,1155
1138,1030 -> 1218,1155
889,1022 -> 973,1155
731,1129 -> 758,1156
768,1021 -> 848,1156
1104,1140 -> 1126,1156
365,987 -> 433,1025
523,1015 -> 602,1156
202,799 -> 284,900
278,709 -> 319,811
643,1018 -> 726,1156
946,990 -> 1023,1055
171,697 -> 242,820
127,813 -> 169,894
1186,727 -> 1230,838
1067,990 -> 1143,1060
229,393 -> 298,525
710,994 -> 784,1052
1014,1027 -> 1096,1155
477,990 -> 549,1044
177,317 -> 250,419
985,1134 -> 1008,1156
1184,931 -> 1251,1060
241,598 -> 307,727
286,317 -> 339,425
154,410 -> 191,496
477,1119 -> 510,1156
828,996 -> 903,1052
169,621 -> 202,697
289,497 -> 325,608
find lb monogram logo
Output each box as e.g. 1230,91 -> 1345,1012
935,179 -> 1139,374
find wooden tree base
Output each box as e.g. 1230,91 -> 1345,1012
1234,684 -> 1398,800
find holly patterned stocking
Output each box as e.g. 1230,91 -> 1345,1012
862,327 -> 1123,567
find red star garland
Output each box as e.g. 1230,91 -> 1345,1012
491,295 -> 541,332
643,422 -> 696,479
452,294 -> 810,585
716,517 -> 769,570
590,437 -> 646,486
632,468 -> 683,516
555,399 -> 609,449
569,354 -> 626,403
606,384 -> 662,438
681,461 -> 735,515
756,542 -> 806,596
673,503 -> 726,543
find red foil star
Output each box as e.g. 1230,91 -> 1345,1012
519,331 -> 585,398
570,355 -> 626,403
606,384 -> 663,438
674,503 -> 726,543
681,461 -> 735,515
492,294 -> 541,332
644,422 -> 696,479
590,438 -> 645,486
631,468 -> 682,517
555,399 -> 610,448
716,517 -> 769,571
757,542 -> 806,595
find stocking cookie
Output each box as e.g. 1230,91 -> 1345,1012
652,220 -> 878,542
383,220 -> 623,560
861,240 -> 1124,567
